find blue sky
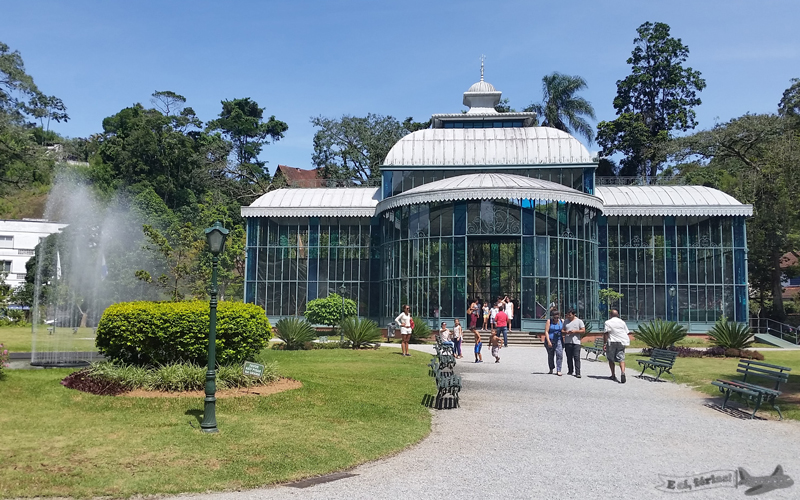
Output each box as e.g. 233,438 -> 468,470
2,0 -> 798,172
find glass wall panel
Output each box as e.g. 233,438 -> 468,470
598,215 -> 748,326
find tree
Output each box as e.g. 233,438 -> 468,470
311,113 -> 417,184
668,113 -> 800,320
596,22 -> 705,180
525,72 -> 595,143
135,223 -> 204,301
779,78 -> 800,127
0,41 -> 67,193
304,293 -> 357,331
206,97 -> 287,199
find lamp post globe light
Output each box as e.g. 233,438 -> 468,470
201,221 -> 229,433
338,283 -> 347,342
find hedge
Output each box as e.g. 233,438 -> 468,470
95,301 -> 272,366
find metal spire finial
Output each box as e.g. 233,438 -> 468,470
480,55 -> 485,81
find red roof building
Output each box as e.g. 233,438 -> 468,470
273,165 -> 325,188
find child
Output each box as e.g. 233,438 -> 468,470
482,303 -> 490,330
490,302 -> 499,330
473,328 -> 483,363
453,319 -> 463,358
490,329 -> 501,363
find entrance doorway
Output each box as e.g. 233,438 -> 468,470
467,238 -> 520,328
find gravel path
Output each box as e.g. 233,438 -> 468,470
179,345 -> 800,500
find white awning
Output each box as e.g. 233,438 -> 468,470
242,187 -> 380,218
376,173 -> 603,214
596,186 -> 753,217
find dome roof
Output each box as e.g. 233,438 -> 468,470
383,127 -> 594,167
376,173 -> 603,214
467,80 -> 496,92
595,186 -> 753,217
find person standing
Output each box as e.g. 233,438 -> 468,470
604,309 -> 631,383
504,296 -> 514,332
490,329 -> 502,363
453,318 -> 463,358
544,310 -> 564,375
473,328 -> 483,363
468,299 -> 479,329
489,302 -> 499,331
494,303 -> 509,347
482,303 -> 490,330
394,305 -> 413,357
563,309 -> 585,378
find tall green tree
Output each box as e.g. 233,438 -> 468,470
596,22 -> 706,179
310,113 -> 420,184
525,72 -> 595,144
206,97 -> 287,200
0,41 -> 67,194
668,113 -> 800,320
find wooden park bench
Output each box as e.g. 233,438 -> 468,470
429,354 -> 456,373
636,348 -> 678,382
583,338 -> 605,361
434,340 -> 455,357
711,360 -> 791,420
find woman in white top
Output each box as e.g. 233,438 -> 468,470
394,304 -> 413,357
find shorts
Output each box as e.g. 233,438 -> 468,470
491,346 -> 500,357
474,342 -> 482,353
607,342 -> 626,362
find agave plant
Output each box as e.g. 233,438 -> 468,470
275,317 -> 317,350
341,316 -> 381,349
410,316 -> 432,343
634,319 -> 687,349
708,319 -> 754,350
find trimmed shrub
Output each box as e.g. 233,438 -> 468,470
95,301 -> 272,366
304,293 -> 357,329
410,316 -> 431,343
61,360 -> 279,394
635,319 -> 687,349
341,317 -> 381,349
275,317 -> 317,350
708,319 -> 754,349
641,346 -> 702,358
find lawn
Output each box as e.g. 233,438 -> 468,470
0,348 -> 434,498
582,336 -> 774,349
627,349 -> 800,421
0,325 -> 97,353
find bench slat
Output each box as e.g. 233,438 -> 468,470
740,360 -> 792,372
736,368 -> 789,382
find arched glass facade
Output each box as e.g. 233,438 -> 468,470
379,198 -> 599,327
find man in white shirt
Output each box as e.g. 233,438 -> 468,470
563,309 -> 585,378
603,309 -> 631,383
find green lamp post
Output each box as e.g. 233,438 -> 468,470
338,283 -> 347,342
200,221 -> 229,433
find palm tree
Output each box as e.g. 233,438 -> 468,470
525,72 -> 596,144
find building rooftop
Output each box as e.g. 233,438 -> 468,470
383,127 -> 594,168
596,185 -> 754,217
376,173 -> 603,214
242,187 -> 380,218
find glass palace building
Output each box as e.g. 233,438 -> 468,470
242,77 -> 752,332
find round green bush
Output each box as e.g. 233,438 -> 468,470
95,301 -> 272,366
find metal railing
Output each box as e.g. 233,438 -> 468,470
749,317 -> 800,345
279,178 -> 381,189
596,176 -> 687,186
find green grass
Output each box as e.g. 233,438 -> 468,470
0,325 -> 97,353
582,336 -> 775,350
0,348 -> 433,498
627,349 -> 800,421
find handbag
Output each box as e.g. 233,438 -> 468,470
410,318 -> 415,329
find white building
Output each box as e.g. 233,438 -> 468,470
0,219 -> 67,288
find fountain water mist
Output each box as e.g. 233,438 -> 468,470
31,172 -> 154,367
